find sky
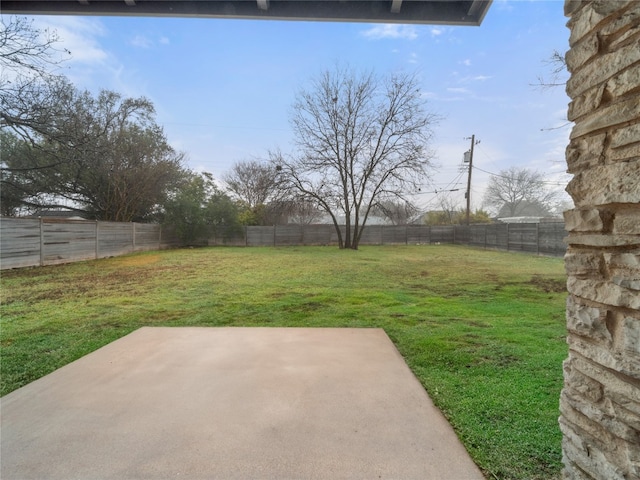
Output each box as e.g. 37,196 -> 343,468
15,0 -> 572,215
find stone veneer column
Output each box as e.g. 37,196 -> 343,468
561,1 -> 640,479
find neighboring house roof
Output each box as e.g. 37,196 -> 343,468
31,210 -> 88,220
0,1 -> 492,26
497,216 -> 563,224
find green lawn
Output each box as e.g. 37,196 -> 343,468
1,245 -> 567,479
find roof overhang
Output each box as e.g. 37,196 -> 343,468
0,1 -> 492,26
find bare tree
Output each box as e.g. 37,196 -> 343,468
224,160 -> 280,209
0,16 -> 69,82
374,199 -> 419,225
224,159 -> 290,225
423,194 -> 461,225
275,65 -> 437,249
534,49 -> 568,90
482,167 -> 560,218
288,198 -> 324,225
1,17 -> 71,140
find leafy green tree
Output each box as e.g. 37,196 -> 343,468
163,172 -> 239,245
2,85 -> 186,220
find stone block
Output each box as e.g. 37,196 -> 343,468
566,1 -> 637,45
566,40 -> 640,98
610,123 -> 640,149
565,32 -> 600,71
560,418 -> 594,480
569,95 -> 640,140
609,141 -> 640,162
567,1 -> 609,46
606,252 -> 640,273
605,63 -> 640,101
562,389 -> 640,444
565,251 -> 603,275
605,252 -> 640,290
569,353 -> 640,417
567,277 -> 640,309
622,316 -> 640,356
565,1 -> 586,17
564,209 -> 605,232
567,334 -> 640,379
565,134 -> 606,173
564,354 -> 605,401
603,6 -> 640,51
567,84 -> 606,122
592,0 -> 635,16
559,411 -> 628,480
566,161 -> 640,206
612,210 -> 640,235
566,295 -> 611,343
566,233 -> 640,248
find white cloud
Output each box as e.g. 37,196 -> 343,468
33,16 -> 108,65
360,24 -> 418,40
457,74 -> 493,84
430,27 -> 445,37
408,52 -> 419,64
131,34 -> 152,48
461,59 -> 472,66
447,87 -> 471,94
29,16 -> 152,98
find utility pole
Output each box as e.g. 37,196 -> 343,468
464,135 -> 476,225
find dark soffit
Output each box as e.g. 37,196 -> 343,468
0,1 -> 492,26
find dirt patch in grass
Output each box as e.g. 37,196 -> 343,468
530,275 -> 566,293
112,254 -> 161,267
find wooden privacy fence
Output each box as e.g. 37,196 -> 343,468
0,218 -> 566,270
209,222 -> 567,256
0,218 -> 180,270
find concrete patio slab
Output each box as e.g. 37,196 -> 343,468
1,327 -> 485,479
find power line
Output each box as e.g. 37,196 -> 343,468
472,165 -> 567,186
415,188 -> 463,195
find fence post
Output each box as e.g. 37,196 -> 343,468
95,220 -> 99,259
132,222 -> 136,252
506,223 -> 510,251
39,217 -> 44,267
536,223 -> 540,256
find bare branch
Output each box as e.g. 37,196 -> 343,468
281,65 -> 438,249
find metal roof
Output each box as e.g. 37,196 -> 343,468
0,1 -> 492,26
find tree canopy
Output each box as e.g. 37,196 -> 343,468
1,84 -> 186,220
1,18 -> 187,221
163,172 -> 240,244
